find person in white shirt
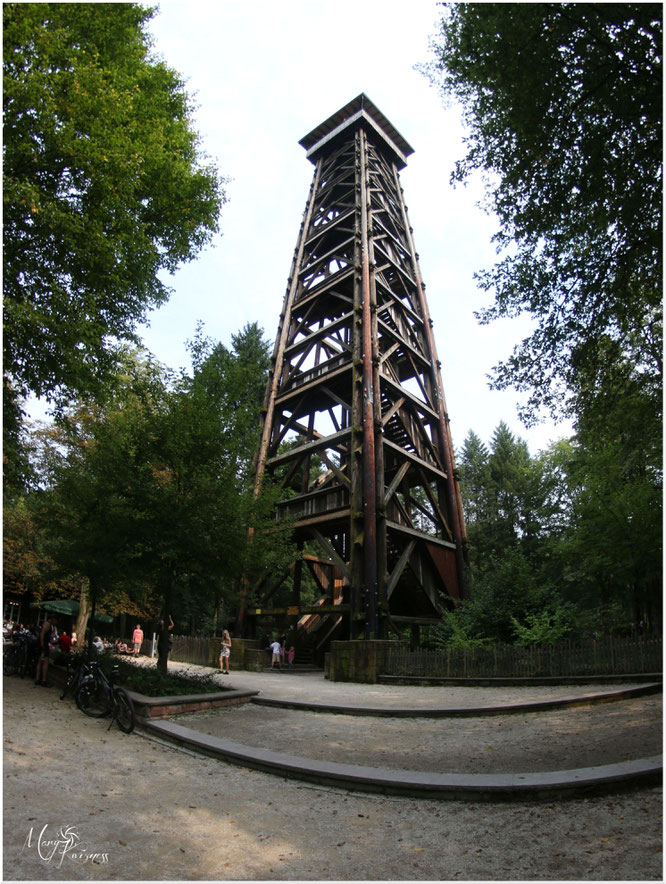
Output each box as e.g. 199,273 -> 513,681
270,639 -> 282,670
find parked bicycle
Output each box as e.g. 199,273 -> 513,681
3,633 -> 38,678
74,661 -> 135,734
59,654 -> 95,701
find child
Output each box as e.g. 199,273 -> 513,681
287,646 -> 295,669
270,638 -> 282,670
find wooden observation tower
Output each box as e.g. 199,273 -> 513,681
242,94 -> 468,649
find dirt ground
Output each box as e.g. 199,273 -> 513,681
3,670 -> 663,882
174,694 -> 662,774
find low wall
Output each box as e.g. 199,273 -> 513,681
129,688 -> 258,720
48,660 -> 258,720
228,638 -> 262,671
328,640 -> 400,683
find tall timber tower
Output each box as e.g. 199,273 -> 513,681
244,94 -> 468,647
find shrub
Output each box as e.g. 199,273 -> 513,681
54,650 -> 223,696
510,605 -> 574,646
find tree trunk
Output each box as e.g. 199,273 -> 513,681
74,583 -> 91,651
156,572 -> 173,676
211,597 -> 219,636
88,598 -> 97,661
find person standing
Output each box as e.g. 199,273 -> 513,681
219,629 -> 232,675
270,638 -> 283,671
132,624 -> 144,656
156,614 -> 174,662
35,614 -> 57,686
57,630 -> 72,654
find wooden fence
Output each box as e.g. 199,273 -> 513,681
169,635 -> 212,667
382,636 -> 662,679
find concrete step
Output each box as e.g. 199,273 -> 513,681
142,718 -> 663,801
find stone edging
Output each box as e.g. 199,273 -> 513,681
47,664 -> 258,720
250,682 -> 662,717
127,688 -> 259,720
377,673 -> 663,687
140,718 -> 663,801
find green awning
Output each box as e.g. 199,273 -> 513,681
30,599 -> 114,623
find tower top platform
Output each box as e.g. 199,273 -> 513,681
299,93 -> 414,170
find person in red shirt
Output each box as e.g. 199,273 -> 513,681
57,630 -> 72,654
132,625 -> 144,656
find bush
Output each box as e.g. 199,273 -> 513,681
423,611 -> 492,650
54,651 -> 223,696
510,605 -> 574,646
116,662 -> 223,697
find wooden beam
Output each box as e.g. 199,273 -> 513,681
318,449 -> 351,488
384,461 -> 410,505
386,519 -> 457,550
249,604 -> 350,616
267,427 -> 351,467
387,539 -> 415,599
311,528 -> 351,582
383,438 -> 447,481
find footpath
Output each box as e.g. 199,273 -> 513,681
3,665 -> 663,881
141,664 -> 662,800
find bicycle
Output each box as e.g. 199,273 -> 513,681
74,661 -> 135,734
59,654 -> 95,700
3,633 -> 38,678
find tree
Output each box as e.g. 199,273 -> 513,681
3,3 -> 225,483
32,327 -> 293,672
552,370 -> 662,629
2,494 -> 75,603
423,4 -> 662,424
34,387 -> 159,649
458,422 -> 537,564
455,423 -> 563,642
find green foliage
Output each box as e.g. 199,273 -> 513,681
3,3 -> 225,485
108,657 -> 222,697
422,4 -> 662,424
510,606 -> 573,647
461,547 -> 557,644
426,610 -> 491,650
29,324 -> 294,670
423,6 -> 663,648
458,422 -> 555,565
452,414 -> 661,646
54,651 -> 222,696
567,603 -> 634,639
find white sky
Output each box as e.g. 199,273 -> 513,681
34,0 -> 574,455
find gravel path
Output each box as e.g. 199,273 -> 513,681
173,695 -> 662,774
165,663 -> 656,707
3,668 -> 663,881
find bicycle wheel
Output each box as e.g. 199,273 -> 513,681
60,673 -> 76,700
17,646 -> 28,678
112,687 -> 135,734
75,680 -> 110,718
3,648 -> 18,677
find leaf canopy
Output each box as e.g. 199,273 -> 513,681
423,3 -> 662,422
3,3 -> 225,435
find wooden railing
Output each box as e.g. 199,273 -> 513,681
382,636 -> 663,679
169,635 -> 212,667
